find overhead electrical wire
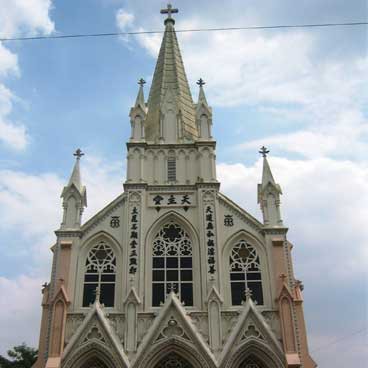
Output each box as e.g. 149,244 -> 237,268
310,327 -> 367,353
0,21 -> 367,42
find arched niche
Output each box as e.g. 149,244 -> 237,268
138,339 -> 211,368
74,231 -> 123,311
225,339 -> 284,368
221,230 -> 272,309
63,341 -> 120,368
143,211 -> 202,310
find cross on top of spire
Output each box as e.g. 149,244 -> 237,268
138,78 -> 146,87
160,3 -> 178,24
73,148 -> 84,159
197,78 -> 206,87
259,146 -> 270,158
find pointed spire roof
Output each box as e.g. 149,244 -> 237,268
196,78 -> 209,106
259,146 -> 281,193
134,78 -> 146,109
145,5 -> 198,141
61,149 -> 87,203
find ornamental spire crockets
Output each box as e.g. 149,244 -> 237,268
257,147 -> 283,227
144,4 -> 198,142
60,149 -> 87,229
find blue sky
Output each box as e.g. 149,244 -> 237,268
0,1 -> 367,366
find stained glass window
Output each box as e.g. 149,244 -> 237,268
83,241 -> 116,307
229,241 -> 263,305
152,222 -> 193,306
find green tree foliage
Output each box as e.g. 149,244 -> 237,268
0,344 -> 37,368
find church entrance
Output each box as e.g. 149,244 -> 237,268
154,352 -> 194,368
239,356 -> 266,368
79,357 -> 109,368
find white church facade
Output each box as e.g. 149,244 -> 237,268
33,5 -> 316,368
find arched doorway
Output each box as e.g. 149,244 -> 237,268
154,352 -> 194,368
80,357 -> 109,368
239,355 -> 266,368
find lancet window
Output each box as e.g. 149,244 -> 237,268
229,240 -> 263,305
154,353 -> 193,368
82,241 -> 116,307
152,221 -> 193,306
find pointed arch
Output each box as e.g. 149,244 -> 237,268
63,340 -> 125,368
144,211 -> 202,310
225,338 -> 285,368
222,230 -> 271,308
75,231 -> 123,310
135,338 -> 213,368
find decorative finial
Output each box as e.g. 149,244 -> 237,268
160,3 -> 178,23
168,282 -> 176,294
259,146 -> 269,158
244,287 -> 253,300
197,78 -> 206,87
73,148 -> 84,160
94,286 -> 101,303
42,282 -> 48,289
138,78 -> 146,87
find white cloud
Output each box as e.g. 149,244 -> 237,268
0,275 -> 43,352
115,10 -> 368,161
0,84 -> 28,150
0,154 -> 123,269
218,158 -> 368,281
0,0 -> 54,38
0,43 -> 19,77
0,0 -> 54,150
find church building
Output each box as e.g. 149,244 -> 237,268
33,5 -> 316,368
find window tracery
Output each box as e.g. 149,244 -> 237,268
154,353 -> 193,368
229,241 -> 263,305
83,241 -> 116,307
152,221 -> 193,306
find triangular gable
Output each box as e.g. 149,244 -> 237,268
51,284 -> 70,305
206,285 -> 223,304
81,193 -> 126,235
133,292 -> 216,367
278,282 -> 295,301
219,298 -> 284,365
124,287 -> 141,305
62,301 -> 129,367
218,192 -> 263,231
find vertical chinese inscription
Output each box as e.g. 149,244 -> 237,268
128,192 -> 141,274
203,191 -> 217,274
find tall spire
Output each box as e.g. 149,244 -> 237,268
134,78 -> 146,109
60,149 -> 87,229
67,149 -> 84,193
257,147 -> 283,227
144,4 -> 198,141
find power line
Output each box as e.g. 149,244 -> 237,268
310,327 -> 368,353
0,21 -> 367,42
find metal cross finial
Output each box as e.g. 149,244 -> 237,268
259,146 -> 270,158
138,78 -> 146,87
73,148 -> 84,159
197,78 -> 206,87
160,3 -> 178,19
